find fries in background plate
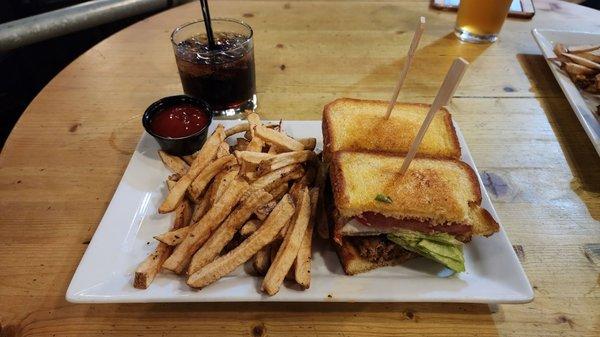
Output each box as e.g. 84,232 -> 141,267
134,113 -> 322,295
552,43 -> 600,97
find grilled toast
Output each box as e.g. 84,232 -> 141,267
322,98 -> 461,161
330,151 -> 499,237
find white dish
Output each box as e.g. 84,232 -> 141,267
67,120 -> 533,303
532,28 -> 600,156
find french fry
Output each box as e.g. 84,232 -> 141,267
564,62 -> 596,76
134,177 -> 193,288
267,144 -> 282,154
166,179 -> 177,191
553,43 -> 569,63
173,196 -> 204,244
158,151 -> 189,176
173,198 -> 193,230
269,183 -> 290,201
168,173 -> 181,182
270,240 -> 287,281
246,137 -> 265,152
270,239 -> 282,265
257,150 -> 315,175
240,219 -> 261,237
568,44 -> 600,53
295,187 -> 319,289
216,142 -> 231,158
297,165 -> 317,187
267,120 -> 282,131
209,166 -> 240,204
252,246 -> 271,275
251,164 -> 304,191
154,226 -> 188,246
288,180 -> 304,203
234,138 -> 250,151
298,138 -> 317,151
187,189 -> 273,274
247,112 -> 261,136
255,200 -> 277,221
181,155 -> 195,165
187,195 -> 296,288
159,125 -> 225,213
162,178 -> 250,274
234,151 -> 275,164
168,179 -> 193,230
247,112 -> 261,124
269,168 -> 305,192
240,117 -> 265,178
191,193 -> 210,220
562,52 -> 600,71
262,187 -> 311,295
254,124 -> 304,151
134,242 -> 172,289
577,52 -> 600,65
225,123 -> 250,137
188,155 -> 236,201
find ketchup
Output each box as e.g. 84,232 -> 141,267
150,103 -> 209,138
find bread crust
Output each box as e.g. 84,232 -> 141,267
443,110 -> 462,161
455,159 -> 482,205
322,98 -> 461,161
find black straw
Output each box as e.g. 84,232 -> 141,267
199,0 -> 216,49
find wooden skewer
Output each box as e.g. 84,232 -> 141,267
397,58 -> 469,176
384,16 -> 426,119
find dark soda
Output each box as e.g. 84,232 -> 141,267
174,32 -> 255,111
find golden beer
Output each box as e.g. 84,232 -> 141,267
455,0 -> 512,43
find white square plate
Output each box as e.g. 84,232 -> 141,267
532,28 -> 600,155
67,120 -> 533,303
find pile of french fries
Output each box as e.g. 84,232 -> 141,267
134,113 -> 328,296
552,43 -> 600,96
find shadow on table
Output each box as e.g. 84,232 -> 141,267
517,53 -> 600,218
340,32 -> 491,101
131,301 -> 500,336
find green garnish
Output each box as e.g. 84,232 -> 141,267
375,194 -> 393,203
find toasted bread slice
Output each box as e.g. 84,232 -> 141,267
322,98 -> 461,161
330,151 -> 499,236
334,237 -> 416,275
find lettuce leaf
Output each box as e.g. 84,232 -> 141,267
387,231 -> 465,272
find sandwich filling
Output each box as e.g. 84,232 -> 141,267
347,235 -> 409,264
355,212 -> 471,238
340,216 -> 466,272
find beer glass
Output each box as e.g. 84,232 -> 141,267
454,0 -> 513,43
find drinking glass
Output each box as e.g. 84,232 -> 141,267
171,19 -> 256,117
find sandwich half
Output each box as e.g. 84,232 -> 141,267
322,98 -> 461,161
329,151 -> 499,275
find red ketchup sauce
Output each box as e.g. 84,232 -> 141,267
150,104 -> 209,138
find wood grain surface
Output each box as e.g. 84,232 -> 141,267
1,0 -> 599,336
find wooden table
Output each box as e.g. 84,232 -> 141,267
1,0 -> 599,336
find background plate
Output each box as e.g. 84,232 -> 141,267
67,120 -> 533,303
532,28 -> 600,156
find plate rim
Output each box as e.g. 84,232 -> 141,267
531,28 -> 600,156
